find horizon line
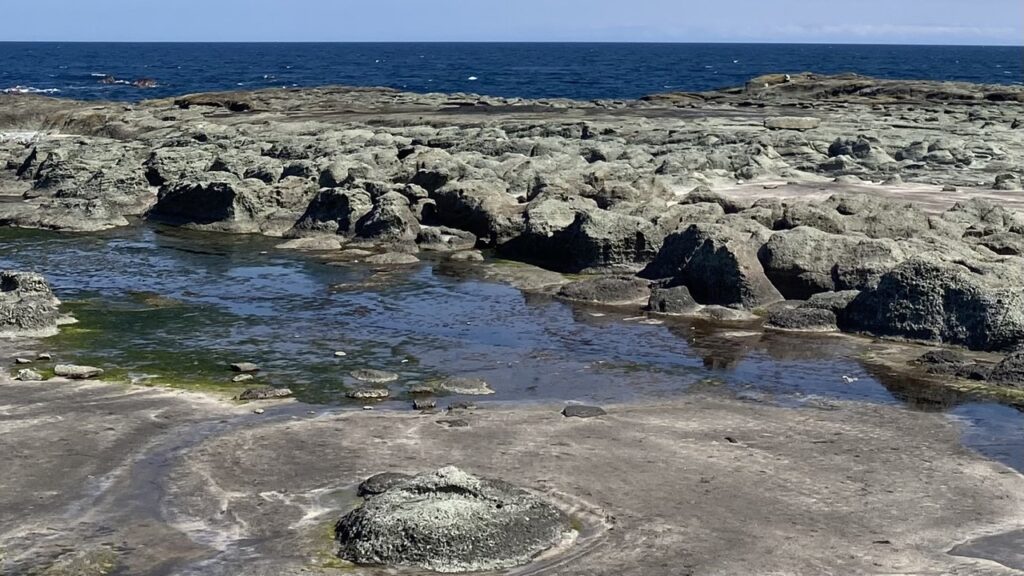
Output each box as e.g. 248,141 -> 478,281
0,40 -> 1022,48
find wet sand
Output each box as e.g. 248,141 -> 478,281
2,376 -> 1023,575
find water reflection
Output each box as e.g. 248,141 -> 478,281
0,224 -> 1021,470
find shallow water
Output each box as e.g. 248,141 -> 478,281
0,224 -> 1021,470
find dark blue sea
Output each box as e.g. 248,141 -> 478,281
1,42 -> 1022,101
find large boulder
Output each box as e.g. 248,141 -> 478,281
149,174 -> 316,234
356,191 -> 420,244
554,209 -> 663,273
642,223 -> 782,309
988,350 -> 1024,388
759,227 -> 908,299
292,188 -> 373,236
336,467 -> 568,573
0,271 -> 62,337
430,180 -> 524,246
842,255 -> 1024,351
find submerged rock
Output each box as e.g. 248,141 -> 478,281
336,466 -> 569,572
435,377 -> 495,396
350,369 -> 399,384
346,387 -> 391,400
765,307 -> 838,332
356,472 -> 412,497
236,387 -> 293,401
555,276 -> 650,306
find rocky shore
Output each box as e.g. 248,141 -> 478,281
1,73 -> 1023,383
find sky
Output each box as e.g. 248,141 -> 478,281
3,0 -> 1023,45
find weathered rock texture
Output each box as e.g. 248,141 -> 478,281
0,271 -> 62,337
1,73 -> 1023,350
335,466 -> 568,572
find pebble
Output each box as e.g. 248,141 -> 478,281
252,408 -> 265,415
436,377 -> 495,396
236,387 -> 293,401
37,353 -> 52,361
232,374 -> 255,383
230,362 -> 260,373
14,358 -> 32,365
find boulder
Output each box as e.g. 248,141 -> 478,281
431,180 -> 524,246
555,209 -> 662,273
555,276 -> 650,306
336,466 -> 568,572
842,255 -> 1024,351
759,227 -> 907,299
988,350 -> 1024,388
54,364 -> 104,379
765,307 -> 838,332
648,283 -> 701,315
642,223 -> 782,309
0,271 -> 62,337
292,188 -> 373,236
356,192 -> 420,244
417,226 -> 478,252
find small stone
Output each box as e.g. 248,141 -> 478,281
15,368 -> 43,381
53,364 -> 104,379
413,398 -> 437,410
334,351 -> 347,357
14,358 -> 32,365
347,388 -> 391,400
232,374 -> 255,383
37,353 -> 52,361
449,250 -> 485,262
364,252 -> 419,265
230,362 -> 260,373
763,116 -> 821,131
562,405 -> 607,418
236,387 -> 293,401
942,185 -> 958,192
252,408 -> 265,415
351,369 -> 399,383
363,406 -> 375,411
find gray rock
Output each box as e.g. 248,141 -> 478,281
800,290 -> 861,314
764,117 -> 821,131
555,276 -> 650,306
643,223 -> 782,309
15,368 -> 43,381
236,387 -> 293,401
562,405 -> 607,418
357,191 -> 421,244
435,377 -> 495,396
364,252 -> 419,265
336,466 -> 568,572
350,369 -> 399,384
842,255 -> 1024,351
417,226 -> 477,252
53,364 -> 104,379
230,362 -> 260,373
346,388 -> 391,400
554,209 -> 662,273
0,271 -> 62,337
647,282 -> 701,315
449,250 -> 485,262
988,351 -> 1024,388
357,472 -> 412,497
231,374 -> 255,383
293,188 -> 373,235
759,227 -> 907,299
765,307 -> 838,332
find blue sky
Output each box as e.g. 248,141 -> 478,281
4,0 -> 1023,45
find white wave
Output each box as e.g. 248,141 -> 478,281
2,86 -> 61,94
467,76 -> 479,81
90,72 -> 108,77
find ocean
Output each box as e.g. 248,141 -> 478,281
1,42 -> 1021,101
